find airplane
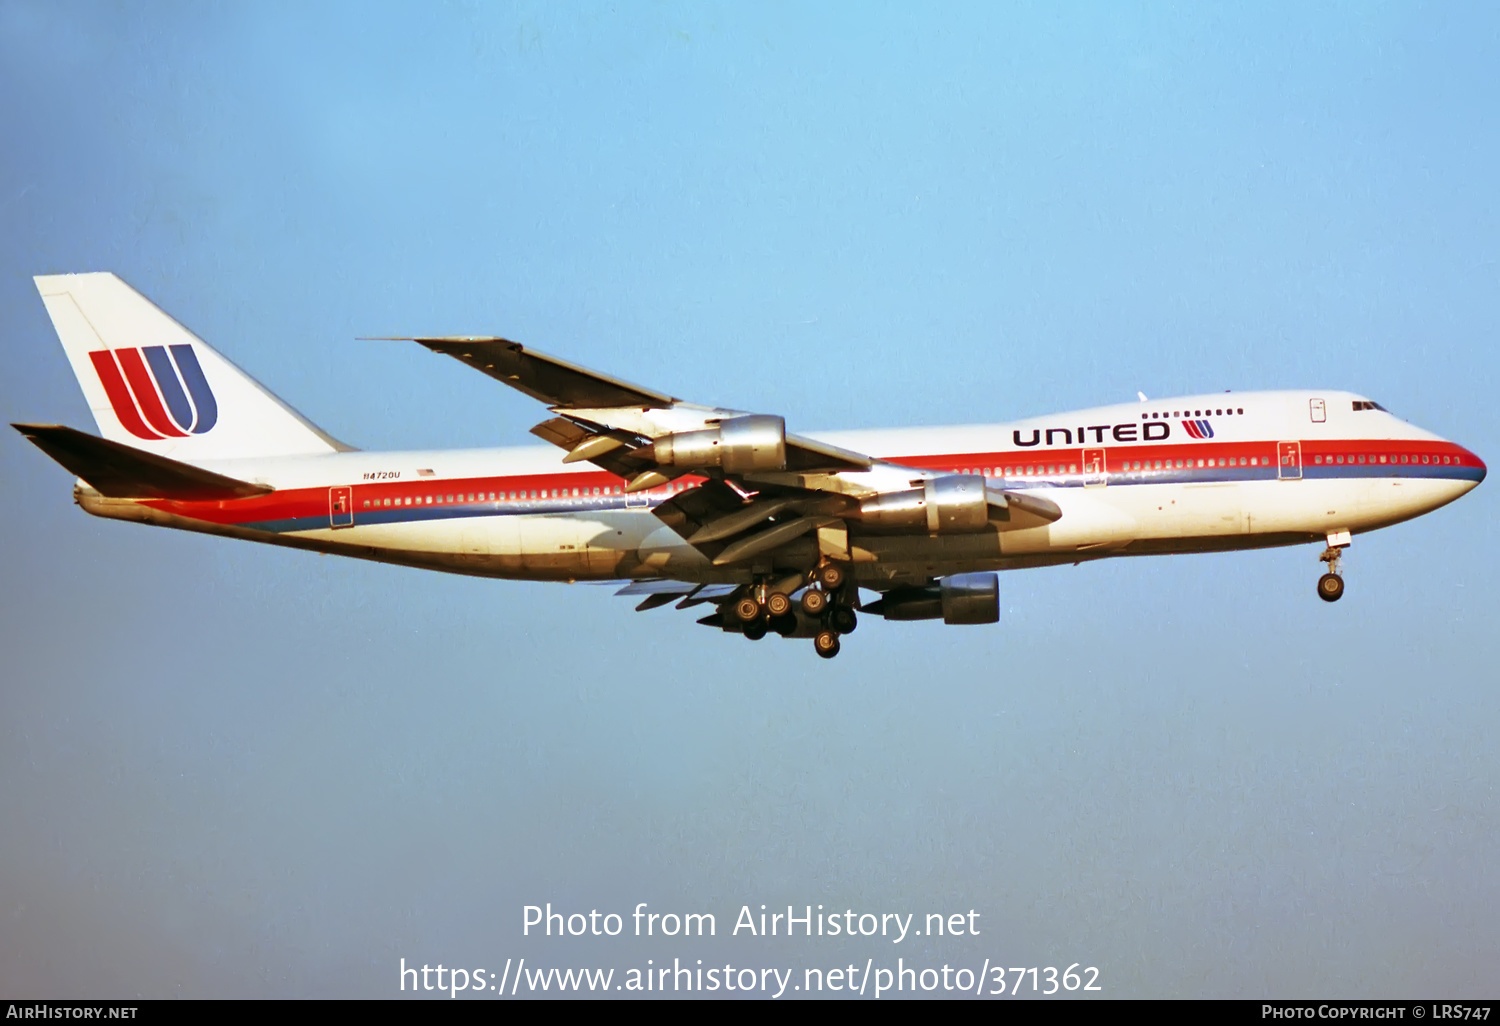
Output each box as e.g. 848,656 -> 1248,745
14,272 -> 1486,658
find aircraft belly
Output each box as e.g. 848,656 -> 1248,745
506,511 -> 684,579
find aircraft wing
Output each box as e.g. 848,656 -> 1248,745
396,336 -> 873,475
395,336 -> 1059,565
392,336 -> 678,409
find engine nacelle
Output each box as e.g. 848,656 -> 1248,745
653,415 -> 787,473
868,572 -> 999,625
849,474 -> 991,534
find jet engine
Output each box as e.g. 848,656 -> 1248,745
653,415 -> 787,473
864,572 -> 1000,625
847,474 -> 992,534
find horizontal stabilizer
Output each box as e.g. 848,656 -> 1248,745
13,423 -> 273,500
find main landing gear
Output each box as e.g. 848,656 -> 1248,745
1316,531 -> 1350,603
733,563 -> 857,657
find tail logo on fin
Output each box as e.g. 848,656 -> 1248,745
88,345 -> 219,440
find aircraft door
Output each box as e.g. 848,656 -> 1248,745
1277,442 -> 1302,481
1082,447 -> 1107,487
329,486 -> 354,528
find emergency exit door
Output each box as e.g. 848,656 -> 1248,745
1082,448 -> 1107,486
329,486 -> 354,528
1277,442 -> 1302,481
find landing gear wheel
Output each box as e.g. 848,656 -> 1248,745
830,607 -> 858,634
1317,573 -> 1345,603
770,614 -> 798,637
799,588 -> 828,616
816,564 -> 847,591
743,620 -> 768,641
734,596 -> 763,623
814,630 -> 841,659
765,591 -> 793,618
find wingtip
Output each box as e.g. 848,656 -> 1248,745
11,422 -> 55,436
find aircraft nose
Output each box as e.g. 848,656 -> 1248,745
1464,446 -> 1486,484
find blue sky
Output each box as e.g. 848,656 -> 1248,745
1,1 -> 1496,998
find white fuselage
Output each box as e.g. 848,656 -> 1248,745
79,389 -> 1485,587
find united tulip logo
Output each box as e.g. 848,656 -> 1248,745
89,345 -> 218,440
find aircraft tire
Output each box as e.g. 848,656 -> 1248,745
770,614 -> 798,637
1317,573 -> 1345,603
830,607 -> 857,634
800,588 -> 828,615
814,630 -> 841,659
734,596 -> 764,623
817,564 -> 847,591
766,591 -> 793,618
743,621 -> 768,641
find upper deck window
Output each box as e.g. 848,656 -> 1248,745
1352,400 -> 1388,412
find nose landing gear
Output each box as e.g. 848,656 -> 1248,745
1317,531 -> 1350,603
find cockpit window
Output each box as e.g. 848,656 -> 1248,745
1352,400 -> 1388,412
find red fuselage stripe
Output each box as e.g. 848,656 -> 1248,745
139,438 -> 1482,529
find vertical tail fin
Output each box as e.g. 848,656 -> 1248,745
34,273 -> 352,460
